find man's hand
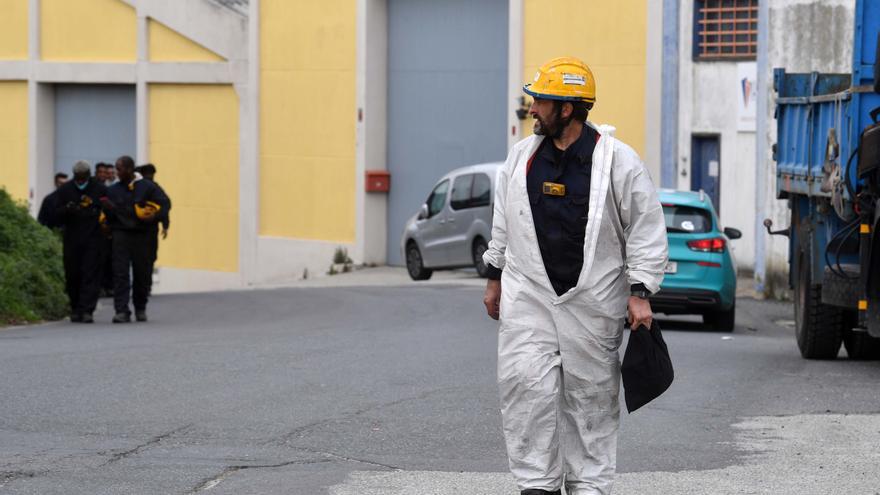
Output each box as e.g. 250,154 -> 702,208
628,296 -> 653,330
483,279 -> 502,320
161,227 -> 168,240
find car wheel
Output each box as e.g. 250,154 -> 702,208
843,327 -> 880,360
704,301 -> 735,332
473,237 -> 490,278
406,243 -> 433,281
793,245 -> 842,359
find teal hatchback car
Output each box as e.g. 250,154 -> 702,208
650,190 -> 741,331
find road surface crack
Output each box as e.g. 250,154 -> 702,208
272,387 -> 455,445
102,424 -> 193,466
0,470 -> 40,488
187,458 -> 334,492
295,447 -> 402,471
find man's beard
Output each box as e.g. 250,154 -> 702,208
533,105 -> 571,138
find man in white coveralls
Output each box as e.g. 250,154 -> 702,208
481,56 -> 668,495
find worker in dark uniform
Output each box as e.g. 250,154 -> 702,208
54,161 -> 108,323
135,164 -> 171,273
38,173 -> 69,228
101,156 -> 169,323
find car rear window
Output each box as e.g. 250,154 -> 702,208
662,204 -> 713,233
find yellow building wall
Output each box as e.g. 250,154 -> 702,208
0,0 -> 28,59
0,82 -> 29,202
149,84 -> 240,273
523,0 -> 647,157
259,0 -> 357,242
148,19 -> 225,62
41,0 -> 136,61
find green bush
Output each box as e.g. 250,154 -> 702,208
0,188 -> 68,325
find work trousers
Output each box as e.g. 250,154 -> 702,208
147,224 -> 160,268
498,270 -> 623,495
63,237 -> 104,315
112,230 -> 152,314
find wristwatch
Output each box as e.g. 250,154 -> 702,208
631,286 -> 650,299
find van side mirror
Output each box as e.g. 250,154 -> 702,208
723,227 -> 742,240
417,203 -> 429,220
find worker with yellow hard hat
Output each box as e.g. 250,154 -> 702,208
100,155 -> 170,324
524,56 -> 596,103
482,56 -> 668,495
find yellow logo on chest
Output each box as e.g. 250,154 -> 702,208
542,182 -> 566,197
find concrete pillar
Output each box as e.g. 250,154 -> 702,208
355,0 -> 388,264
660,0 -> 680,189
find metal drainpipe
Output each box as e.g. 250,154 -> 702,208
660,0 -> 679,189
754,0 -> 770,294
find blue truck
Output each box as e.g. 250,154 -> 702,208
770,0 -> 880,359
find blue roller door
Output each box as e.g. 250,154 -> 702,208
54,84 -> 136,175
386,0 -> 509,265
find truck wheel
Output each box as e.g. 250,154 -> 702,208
794,248 -> 842,359
406,243 -> 433,281
704,301 -> 735,332
473,237 -> 490,278
843,329 -> 880,360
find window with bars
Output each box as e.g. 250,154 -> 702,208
694,0 -> 758,60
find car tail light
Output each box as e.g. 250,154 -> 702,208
697,261 -> 722,267
687,237 -> 726,253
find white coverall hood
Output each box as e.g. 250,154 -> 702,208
483,122 -> 668,494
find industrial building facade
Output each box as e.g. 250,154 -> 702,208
663,0 -> 857,294
0,0 -> 661,292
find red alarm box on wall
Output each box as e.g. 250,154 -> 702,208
365,170 -> 390,193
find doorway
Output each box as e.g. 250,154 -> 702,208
54,84 -> 136,174
691,135 -> 721,213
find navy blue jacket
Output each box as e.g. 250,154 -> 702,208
38,190 -> 62,229
55,178 -> 109,243
526,125 -> 598,296
103,178 -> 170,232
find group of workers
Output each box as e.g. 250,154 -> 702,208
39,156 -> 171,324
29,54 -> 665,494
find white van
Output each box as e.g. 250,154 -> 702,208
400,162 -> 503,280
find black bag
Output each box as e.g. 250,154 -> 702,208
621,320 -> 674,413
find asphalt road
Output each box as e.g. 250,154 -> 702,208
1,284 -> 879,494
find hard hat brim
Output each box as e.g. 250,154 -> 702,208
523,84 -> 595,103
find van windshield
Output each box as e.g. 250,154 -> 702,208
662,204 -> 713,233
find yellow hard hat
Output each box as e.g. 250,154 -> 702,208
523,56 -> 596,103
135,201 -> 161,221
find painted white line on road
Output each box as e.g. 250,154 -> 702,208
328,414 -> 880,495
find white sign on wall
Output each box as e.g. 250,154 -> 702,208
708,160 -> 719,177
737,62 -> 758,132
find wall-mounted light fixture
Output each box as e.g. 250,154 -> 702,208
515,96 -> 531,120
